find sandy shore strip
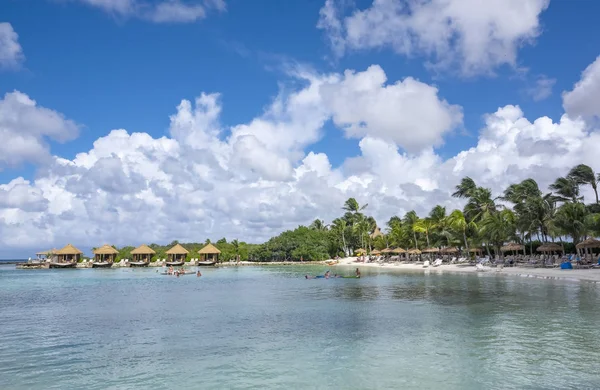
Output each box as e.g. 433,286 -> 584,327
330,257 -> 600,283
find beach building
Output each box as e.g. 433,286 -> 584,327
166,244 -> 188,266
52,244 -> 82,268
198,243 -> 220,265
92,245 -> 118,268
129,244 -> 155,267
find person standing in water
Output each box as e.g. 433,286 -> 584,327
355,268 -> 361,278
197,270 -> 202,277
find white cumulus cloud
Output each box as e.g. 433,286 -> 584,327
0,23 -> 24,69
0,91 -> 80,169
563,55 -> 600,120
2,60 -> 600,254
318,0 -> 550,76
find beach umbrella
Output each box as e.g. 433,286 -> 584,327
422,247 -> 439,253
469,248 -> 483,253
441,247 -> 459,254
500,243 -> 525,252
536,243 -> 564,252
381,248 -> 393,253
371,250 -> 381,255
391,247 -> 407,254
407,248 -> 421,255
575,238 -> 600,249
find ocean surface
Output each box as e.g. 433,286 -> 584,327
1,264 -> 599,390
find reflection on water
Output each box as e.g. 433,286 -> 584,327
1,266 -> 600,390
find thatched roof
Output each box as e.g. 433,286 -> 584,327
422,247 -> 439,253
441,247 -> 459,253
130,244 -> 156,255
198,243 -> 221,255
407,248 -> 421,255
469,248 -> 483,253
381,248 -> 393,253
537,243 -> 564,252
391,247 -> 407,254
369,226 -> 383,239
371,249 -> 381,255
56,244 -> 83,255
576,238 -> 600,249
355,248 -> 366,254
93,244 -> 119,255
501,243 -> 525,252
166,243 -> 189,255
36,248 -> 58,255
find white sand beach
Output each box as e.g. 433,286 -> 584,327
331,257 -> 600,283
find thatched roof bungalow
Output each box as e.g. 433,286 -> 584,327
52,244 -> 82,267
166,243 -> 189,264
130,244 -> 156,266
93,245 -> 119,267
198,243 -> 221,263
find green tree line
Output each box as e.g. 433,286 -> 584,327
93,163 -> 600,262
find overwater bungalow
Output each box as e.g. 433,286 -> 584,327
166,244 -> 188,266
198,243 -> 220,266
129,244 -> 155,267
51,244 -> 82,268
92,244 -> 118,268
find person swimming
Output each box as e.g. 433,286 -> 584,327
324,270 -> 330,279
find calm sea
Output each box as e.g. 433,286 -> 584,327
1,265 -> 599,390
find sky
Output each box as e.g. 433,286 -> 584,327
1,0 -> 600,257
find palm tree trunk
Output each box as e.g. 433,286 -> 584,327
594,184 -> 599,204
413,232 -> 418,249
462,230 -> 469,252
425,232 -> 430,247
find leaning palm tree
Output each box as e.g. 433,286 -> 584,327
549,177 -> 581,203
342,198 -> 368,213
452,177 -> 477,199
567,164 -> 598,204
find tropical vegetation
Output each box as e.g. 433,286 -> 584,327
99,164 -> 600,262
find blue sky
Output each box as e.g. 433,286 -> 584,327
1,0 -> 600,256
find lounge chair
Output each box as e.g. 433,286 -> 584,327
423,260 -> 430,268
432,259 -> 442,267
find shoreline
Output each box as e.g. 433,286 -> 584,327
13,258 -> 600,283
331,257 -> 600,283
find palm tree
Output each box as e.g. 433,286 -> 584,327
479,209 -> 517,255
452,177 -> 477,199
402,211 -> 420,249
309,219 -> 328,231
568,164 -> 598,204
549,177 -> 581,203
413,218 -> 435,247
342,198 -> 368,213
553,202 -> 588,245
464,187 -> 497,222
446,209 -> 474,252
331,218 -> 348,255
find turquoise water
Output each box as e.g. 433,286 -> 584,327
1,265 -> 599,389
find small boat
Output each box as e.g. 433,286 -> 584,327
130,261 -> 149,267
49,261 -> 77,269
166,261 -> 185,267
197,261 -> 216,266
92,261 -> 113,268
